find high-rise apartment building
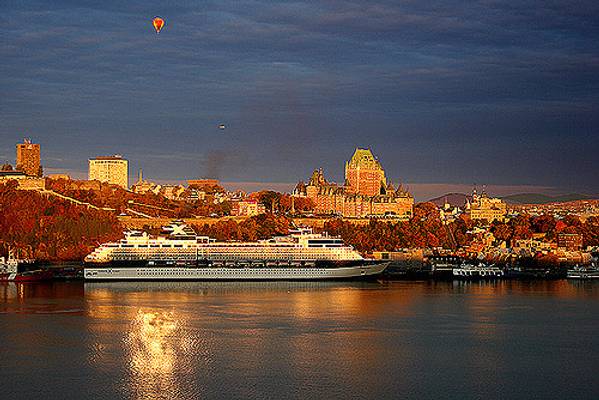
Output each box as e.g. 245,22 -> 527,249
88,155 -> 129,189
16,139 -> 41,177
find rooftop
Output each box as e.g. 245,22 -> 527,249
91,155 -> 126,161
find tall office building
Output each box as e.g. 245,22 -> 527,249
88,155 -> 129,189
16,139 -> 42,177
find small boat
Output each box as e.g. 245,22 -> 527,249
452,262 -> 503,279
567,264 -> 599,279
428,255 -> 461,279
0,254 -> 53,282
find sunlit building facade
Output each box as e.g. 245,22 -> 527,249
345,148 -> 387,196
231,199 -> 266,217
557,233 -> 583,251
16,139 -> 42,177
293,148 -> 414,219
465,188 -> 507,223
88,155 -> 129,189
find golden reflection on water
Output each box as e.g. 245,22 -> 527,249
85,287 -> 204,400
79,280 -> 599,399
126,309 -> 179,399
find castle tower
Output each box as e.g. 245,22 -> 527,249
344,148 -> 387,196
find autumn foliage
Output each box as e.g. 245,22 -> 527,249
323,203 -> 448,253
250,191 -> 315,214
324,203 -> 599,255
46,178 -> 231,218
0,182 -> 122,261
191,214 -> 292,242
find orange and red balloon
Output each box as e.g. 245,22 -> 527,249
152,17 -> 165,34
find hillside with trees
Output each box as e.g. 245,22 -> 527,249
46,178 -> 231,218
0,181 -> 122,261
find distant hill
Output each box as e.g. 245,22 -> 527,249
501,193 -> 597,204
428,193 -> 469,207
428,192 -> 598,206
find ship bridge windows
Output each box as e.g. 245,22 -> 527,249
307,239 -> 343,247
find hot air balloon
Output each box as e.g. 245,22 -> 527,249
152,16 -> 165,34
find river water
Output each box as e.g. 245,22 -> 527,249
1,280 -> 598,400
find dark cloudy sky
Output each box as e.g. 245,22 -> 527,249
2,0 -> 598,198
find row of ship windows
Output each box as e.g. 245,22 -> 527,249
110,261 -> 327,265
112,251 -> 346,257
109,251 -> 346,255
110,257 -> 336,261
111,244 -> 301,248
110,252 -> 341,255
109,270 -> 333,275
109,250 -> 350,255
108,244 -> 346,249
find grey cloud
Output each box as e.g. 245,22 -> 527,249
1,0 -> 598,192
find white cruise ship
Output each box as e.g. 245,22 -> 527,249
84,221 -> 388,280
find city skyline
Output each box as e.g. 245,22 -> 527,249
2,1 -> 598,196
0,138 -> 582,201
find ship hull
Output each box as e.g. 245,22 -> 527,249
0,270 -> 54,282
84,262 -> 389,281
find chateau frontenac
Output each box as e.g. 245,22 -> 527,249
293,148 -> 414,219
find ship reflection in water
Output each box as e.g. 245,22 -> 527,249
1,280 -> 598,399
